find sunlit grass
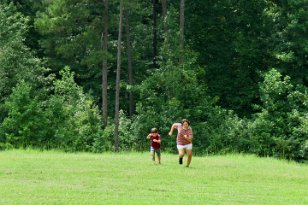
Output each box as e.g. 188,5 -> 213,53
0,149 -> 307,204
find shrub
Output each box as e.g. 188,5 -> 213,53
248,69 -> 307,161
0,81 -> 48,148
46,67 -> 103,151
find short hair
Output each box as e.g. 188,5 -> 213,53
181,119 -> 190,126
151,128 -> 158,133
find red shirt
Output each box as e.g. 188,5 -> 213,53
149,134 -> 161,149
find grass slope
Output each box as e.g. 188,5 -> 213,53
0,150 -> 307,205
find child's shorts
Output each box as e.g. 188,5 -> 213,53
150,147 -> 161,156
177,143 -> 193,150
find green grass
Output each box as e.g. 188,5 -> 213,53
0,150 -> 307,205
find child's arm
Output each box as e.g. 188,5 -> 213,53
183,129 -> 193,142
168,123 -> 179,136
183,135 -> 192,143
154,136 -> 161,144
146,134 -> 151,139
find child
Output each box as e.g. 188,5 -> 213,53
146,128 -> 161,164
168,119 -> 193,167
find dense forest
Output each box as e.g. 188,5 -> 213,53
0,0 -> 307,161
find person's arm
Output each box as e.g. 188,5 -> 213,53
155,135 -> 161,144
183,129 -> 193,142
153,139 -> 161,143
146,134 -> 151,139
168,123 -> 179,136
183,135 -> 192,142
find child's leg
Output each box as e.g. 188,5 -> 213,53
151,152 -> 155,161
186,149 -> 192,167
150,147 -> 155,161
178,149 -> 184,164
156,149 -> 161,164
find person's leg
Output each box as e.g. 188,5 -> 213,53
178,149 -> 184,165
156,149 -> 161,164
186,149 -> 192,167
150,147 -> 155,161
151,152 -> 155,161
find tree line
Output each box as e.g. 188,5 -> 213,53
0,0 -> 307,161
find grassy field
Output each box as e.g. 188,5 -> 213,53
0,150 -> 307,205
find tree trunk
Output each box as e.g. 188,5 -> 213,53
124,10 -> 134,117
101,0 -> 108,127
179,0 -> 185,65
161,0 -> 167,18
114,0 -> 123,152
161,0 -> 167,33
152,0 -> 158,68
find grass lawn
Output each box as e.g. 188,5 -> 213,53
0,149 -> 307,205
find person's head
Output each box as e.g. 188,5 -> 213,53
151,128 -> 158,136
181,119 -> 190,129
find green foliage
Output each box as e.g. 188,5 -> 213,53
195,108 -> 250,155
129,7 -> 252,155
0,2 -> 49,122
0,142 -> 13,150
131,11 -> 216,152
0,1 -> 43,90
34,0 -> 154,113
272,0 -> 308,84
46,67 -> 103,151
93,110 -> 135,152
185,0 -> 276,117
0,81 -> 47,148
0,67 -> 103,152
92,122 -> 114,153
34,0 -> 112,101
248,69 -> 307,160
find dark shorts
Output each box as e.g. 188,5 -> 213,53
150,147 -> 161,156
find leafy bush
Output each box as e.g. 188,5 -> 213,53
93,110 -> 135,152
92,123 -> 114,153
247,69 -> 307,161
196,108 -> 249,155
46,67 -> 103,151
0,67 -> 104,152
0,81 -> 48,148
